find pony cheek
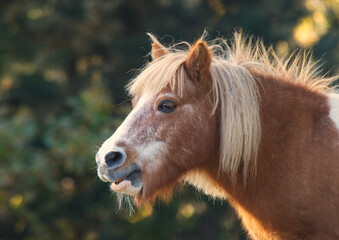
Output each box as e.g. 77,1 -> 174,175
135,137 -> 190,201
138,156 -> 181,202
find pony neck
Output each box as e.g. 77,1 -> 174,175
203,72 -> 338,239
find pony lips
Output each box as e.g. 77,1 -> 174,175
110,180 -> 141,195
110,170 -> 142,196
114,177 -> 126,185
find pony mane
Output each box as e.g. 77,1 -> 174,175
127,31 -> 337,181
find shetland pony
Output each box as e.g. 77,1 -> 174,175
96,32 -> 339,240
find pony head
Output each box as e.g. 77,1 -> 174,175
96,33 -> 262,206
96,35 -> 221,205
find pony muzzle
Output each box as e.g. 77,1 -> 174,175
96,149 -> 143,196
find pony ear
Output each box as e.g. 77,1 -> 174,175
147,33 -> 169,60
185,40 -> 212,82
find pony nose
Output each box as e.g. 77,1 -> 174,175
104,150 -> 126,169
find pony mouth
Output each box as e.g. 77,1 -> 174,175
110,170 -> 142,196
113,170 -> 140,184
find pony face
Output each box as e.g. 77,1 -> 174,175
96,86 -> 216,202
96,38 -> 217,204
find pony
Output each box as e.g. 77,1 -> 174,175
95,32 -> 339,240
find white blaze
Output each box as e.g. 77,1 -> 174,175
97,93 -> 170,196
97,94 -> 153,164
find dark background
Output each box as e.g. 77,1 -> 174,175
0,0 -> 338,239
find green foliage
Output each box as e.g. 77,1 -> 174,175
0,0 -> 338,239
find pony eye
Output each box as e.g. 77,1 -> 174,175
157,100 -> 177,113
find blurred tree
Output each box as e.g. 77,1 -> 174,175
0,0 -> 338,239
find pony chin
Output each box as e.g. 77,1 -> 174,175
134,165 -> 186,206
134,184 -> 175,207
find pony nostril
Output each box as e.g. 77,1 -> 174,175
104,151 -> 125,169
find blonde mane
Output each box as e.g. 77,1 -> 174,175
127,32 -> 337,181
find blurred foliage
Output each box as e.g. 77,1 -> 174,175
0,0 -> 338,239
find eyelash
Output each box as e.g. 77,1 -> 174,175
157,99 -> 177,113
